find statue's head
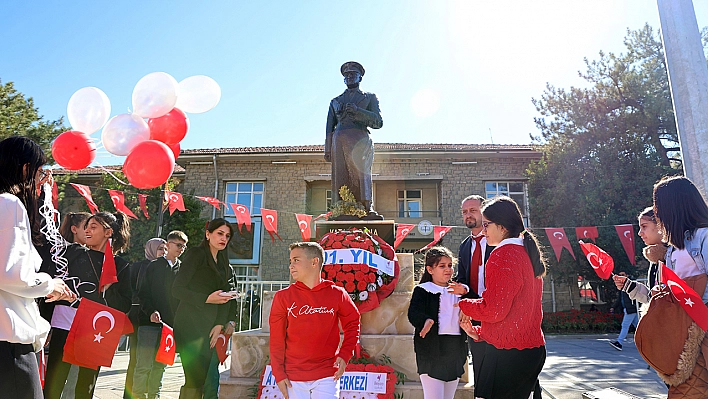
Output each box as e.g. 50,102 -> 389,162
341,61 -> 364,88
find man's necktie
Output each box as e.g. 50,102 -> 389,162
470,235 -> 484,295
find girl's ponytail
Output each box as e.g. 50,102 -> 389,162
522,230 -> 546,278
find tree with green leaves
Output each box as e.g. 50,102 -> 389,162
527,25 -> 686,304
0,79 -> 66,156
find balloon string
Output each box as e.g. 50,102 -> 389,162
94,161 -> 129,185
39,183 -> 69,279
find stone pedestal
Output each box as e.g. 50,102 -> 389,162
220,253 -> 475,398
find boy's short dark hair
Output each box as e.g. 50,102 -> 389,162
289,242 -> 325,267
167,230 -> 188,243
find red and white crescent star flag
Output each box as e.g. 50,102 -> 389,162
155,323 -> 177,366
230,203 -> 252,233
62,299 -> 133,370
394,223 -> 415,250
615,224 -> 636,265
660,263 -> 708,331
196,196 -> 222,210
418,226 -> 453,252
216,332 -> 232,365
295,214 -> 313,241
138,194 -> 150,219
99,239 -> 118,293
575,226 -> 599,243
578,241 -> 615,280
545,228 -> 576,261
70,183 -> 100,214
107,190 -> 138,219
260,208 -> 282,242
165,191 -> 186,215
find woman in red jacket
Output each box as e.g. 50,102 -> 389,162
458,196 -> 546,399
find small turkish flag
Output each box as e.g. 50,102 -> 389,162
138,194 -> 150,219
295,214 -> 312,241
63,299 -> 133,370
575,226 -> 599,243
545,228 -> 576,261
394,223 -> 415,250
70,183 -> 99,214
660,263 -> 708,331
165,191 -> 186,215
155,324 -> 177,366
107,190 -> 138,219
578,241 -> 615,280
196,196 -> 222,210
230,203 -> 252,233
216,331 -> 231,365
418,226 -> 453,252
615,224 -> 636,265
99,239 -> 118,293
260,208 -> 282,242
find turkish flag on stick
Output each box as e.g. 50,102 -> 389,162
155,323 -> 177,366
578,241 -> 615,280
99,239 -> 118,293
545,228 -> 576,261
230,203 -> 252,233
196,196 -> 222,210
394,223 -> 415,250
165,191 -> 186,215
70,183 -> 99,214
418,226 -> 453,252
260,208 -> 282,242
295,214 -> 313,241
138,194 -> 150,219
575,226 -> 599,243
216,331 -> 231,365
660,263 -> 708,331
615,224 -> 636,265
62,299 -> 133,370
107,190 -> 138,219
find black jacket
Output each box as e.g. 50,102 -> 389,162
172,246 -> 236,352
613,291 -> 638,315
456,235 -> 494,300
407,285 -> 467,361
137,257 -> 181,327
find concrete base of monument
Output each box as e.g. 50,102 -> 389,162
218,378 -> 476,399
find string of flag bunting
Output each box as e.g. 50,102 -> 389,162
68,184 -> 638,259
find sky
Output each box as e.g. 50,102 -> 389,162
2,1 -> 707,164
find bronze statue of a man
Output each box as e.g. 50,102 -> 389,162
325,61 -> 383,213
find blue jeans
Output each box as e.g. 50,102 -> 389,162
617,311 -> 638,342
132,326 -> 167,399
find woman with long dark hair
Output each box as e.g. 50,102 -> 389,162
458,196 -> 546,399
172,218 -> 237,399
0,137 -> 74,399
43,211 -> 132,399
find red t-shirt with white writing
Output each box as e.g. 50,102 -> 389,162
269,280 -> 361,382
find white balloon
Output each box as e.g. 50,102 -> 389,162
101,113 -> 150,156
67,87 -> 111,134
132,72 -> 179,118
175,75 -> 221,114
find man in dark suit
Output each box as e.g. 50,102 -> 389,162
325,61 -> 383,213
451,195 -> 493,388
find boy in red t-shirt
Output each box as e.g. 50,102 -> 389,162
269,242 -> 361,399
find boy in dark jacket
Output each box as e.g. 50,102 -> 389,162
133,231 -> 187,399
609,272 -> 638,351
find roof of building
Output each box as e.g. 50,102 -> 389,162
52,164 -> 185,175
180,143 -> 536,155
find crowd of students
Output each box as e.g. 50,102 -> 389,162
1,136 -> 707,399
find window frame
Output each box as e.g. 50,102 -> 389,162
398,189 -> 423,218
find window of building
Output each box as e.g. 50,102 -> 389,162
224,182 -> 264,266
485,182 -> 529,225
326,190 -> 332,210
398,190 -> 422,218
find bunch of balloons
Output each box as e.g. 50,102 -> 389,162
51,73 -> 221,189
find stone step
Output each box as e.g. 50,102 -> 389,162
219,377 -> 476,399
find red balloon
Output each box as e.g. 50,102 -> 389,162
167,142 -> 180,160
51,131 -> 96,170
123,140 -> 175,189
148,108 -> 189,144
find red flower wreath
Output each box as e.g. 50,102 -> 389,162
319,228 -> 399,313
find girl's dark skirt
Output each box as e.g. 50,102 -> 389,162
416,334 -> 468,382
474,343 -> 546,399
